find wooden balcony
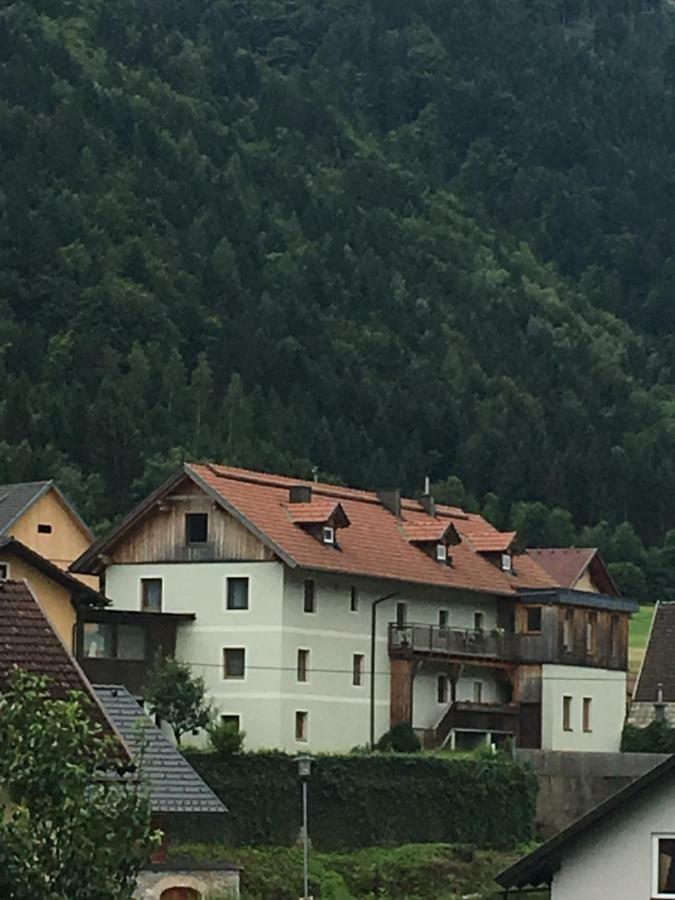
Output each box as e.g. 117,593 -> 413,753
388,622 -> 543,664
436,701 -> 520,746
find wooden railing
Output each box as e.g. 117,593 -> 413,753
388,622 -> 543,663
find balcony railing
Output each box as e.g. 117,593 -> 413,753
388,622 -> 543,663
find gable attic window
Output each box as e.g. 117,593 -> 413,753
436,544 -> 447,563
37,523 -> 52,534
322,526 -> 335,545
185,513 -> 208,544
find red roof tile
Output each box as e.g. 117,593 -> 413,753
403,521 -> 456,543
286,500 -> 347,525
465,531 -> 517,553
187,464 -> 556,596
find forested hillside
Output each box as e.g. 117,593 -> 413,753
2,0 -> 675,598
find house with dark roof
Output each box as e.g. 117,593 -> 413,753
629,601 -> 675,728
497,752 -> 675,899
71,463 -> 637,754
0,579 -> 237,900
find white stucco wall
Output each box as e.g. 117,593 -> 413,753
551,773 -> 675,900
104,562 -> 499,752
541,664 -> 626,752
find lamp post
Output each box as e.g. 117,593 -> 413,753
296,754 -> 313,900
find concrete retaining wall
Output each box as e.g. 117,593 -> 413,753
517,749 -> 669,838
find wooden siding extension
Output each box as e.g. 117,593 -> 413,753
390,658 -> 415,728
111,479 -> 273,564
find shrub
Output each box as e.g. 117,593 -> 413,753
208,721 -> 246,755
622,720 -> 675,753
376,722 -> 421,753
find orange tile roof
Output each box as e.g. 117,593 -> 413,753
403,521 -> 456,543
286,500 -> 346,525
465,531 -> 517,553
187,464 -> 556,596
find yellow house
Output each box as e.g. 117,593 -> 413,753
0,480 -> 95,574
0,537 -> 105,650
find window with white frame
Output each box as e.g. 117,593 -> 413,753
653,834 -> 675,897
352,653 -> 364,686
223,647 -> 246,679
295,710 -> 308,742
226,576 -> 249,610
322,526 -> 335,545
436,543 -> 447,562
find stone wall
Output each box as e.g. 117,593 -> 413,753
517,748 -> 669,838
135,865 -> 239,899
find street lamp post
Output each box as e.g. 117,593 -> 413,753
296,754 -> 313,900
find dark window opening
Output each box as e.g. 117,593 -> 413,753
297,649 -> 309,682
350,586 -> 358,612
474,612 -> 485,632
223,648 -> 246,679
295,710 -> 308,741
185,513 -> 208,543
396,602 -> 407,627
439,609 -> 449,629
437,675 -> 448,704
37,523 -> 52,534
227,577 -> 249,610
526,607 -> 542,633
0,563 -> 7,580
221,715 -> 240,732
303,580 -> 316,613
353,654 -> 364,686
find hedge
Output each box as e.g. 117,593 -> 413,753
184,752 -> 537,850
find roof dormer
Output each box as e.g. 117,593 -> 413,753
469,531 -> 518,572
404,520 -> 461,565
287,498 -> 350,547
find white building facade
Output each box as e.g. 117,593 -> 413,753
73,463 -> 636,753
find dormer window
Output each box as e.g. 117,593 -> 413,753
501,553 -> 512,572
436,544 -> 447,563
322,526 -> 335,545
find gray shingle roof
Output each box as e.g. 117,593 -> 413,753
92,684 -> 227,815
0,481 -> 52,535
634,602 -> 673,702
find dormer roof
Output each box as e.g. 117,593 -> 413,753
286,499 -> 350,528
466,530 -> 517,554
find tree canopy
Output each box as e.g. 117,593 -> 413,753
2,0 -> 675,598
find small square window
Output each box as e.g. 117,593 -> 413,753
297,649 -> 310,683
223,648 -> 246,679
353,653 -> 364,686
322,526 -> 335,545
0,563 -> 7,580
436,543 -> 447,562
37,523 -> 52,534
221,714 -> 240,732
473,682 -> 483,703
563,695 -> 573,732
583,697 -> 592,733
439,609 -> 449,629
141,578 -> 162,612
350,586 -> 359,612
227,577 -> 249,610
185,513 -> 208,543
295,710 -> 308,742
303,580 -> 316,613
526,607 -> 542,633
437,675 -> 448,704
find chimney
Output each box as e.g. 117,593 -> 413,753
421,494 -> 436,517
378,488 -> 401,518
289,485 -> 312,504
655,682 -> 666,723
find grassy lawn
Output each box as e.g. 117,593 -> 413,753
629,604 -> 655,676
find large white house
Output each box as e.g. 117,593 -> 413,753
71,463 -> 636,753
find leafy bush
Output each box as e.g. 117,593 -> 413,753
186,751 -> 536,850
622,720 -> 675,753
376,722 -> 421,753
208,721 -> 246,756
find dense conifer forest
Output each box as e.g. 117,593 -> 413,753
2,0 -> 675,598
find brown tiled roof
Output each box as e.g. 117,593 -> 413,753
634,603 -> 671,702
466,531 -> 517,553
403,521 -> 456,543
286,500 -> 347,525
527,547 -> 597,588
187,464 -> 556,596
0,580 -> 117,738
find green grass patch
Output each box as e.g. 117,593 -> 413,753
170,842 -> 548,899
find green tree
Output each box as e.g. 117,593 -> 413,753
0,669 -> 156,900
145,656 -> 212,746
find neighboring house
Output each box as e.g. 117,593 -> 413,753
0,536 -> 105,649
0,480 -> 97,588
71,463 -> 637,754
629,601 -> 673,727
527,547 -> 619,595
497,752 -> 675,899
0,579 -> 237,900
